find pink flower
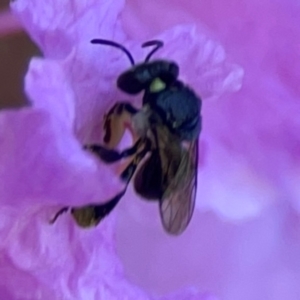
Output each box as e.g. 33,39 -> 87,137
4,0 -> 299,299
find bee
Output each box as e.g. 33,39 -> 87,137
50,38 -> 202,235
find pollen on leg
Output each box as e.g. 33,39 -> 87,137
103,102 -> 138,149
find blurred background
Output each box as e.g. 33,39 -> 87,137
0,0 -> 39,108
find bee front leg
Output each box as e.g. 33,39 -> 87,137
103,102 -> 139,149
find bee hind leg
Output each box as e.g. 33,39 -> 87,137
50,140 -> 151,228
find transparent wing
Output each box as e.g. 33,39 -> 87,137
159,139 -> 198,235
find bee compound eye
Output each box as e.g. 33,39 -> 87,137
117,70 -> 145,94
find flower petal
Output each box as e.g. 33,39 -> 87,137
0,57 -> 122,208
6,0 -> 248,300
11,0 -> 126,58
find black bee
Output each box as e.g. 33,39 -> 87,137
50,39 -> 202,235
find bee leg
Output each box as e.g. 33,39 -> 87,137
67,188 -> 126,228
103,102 -> 139,149
84,138 -> 143,163
71,140 -> 151,227
49,207 -> 69,224
50,140 -> 151,228
119,139 -> 151,182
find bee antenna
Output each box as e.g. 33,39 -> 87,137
91,39 -> 135,66
142,40 -> 164,62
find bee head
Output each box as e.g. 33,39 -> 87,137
91,39 -> 179,95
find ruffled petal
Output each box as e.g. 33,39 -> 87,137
11,0 -> 125,58
4,0 -> 246,300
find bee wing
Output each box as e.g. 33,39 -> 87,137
159,139 -> 198,235
134,124 -> 182,200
